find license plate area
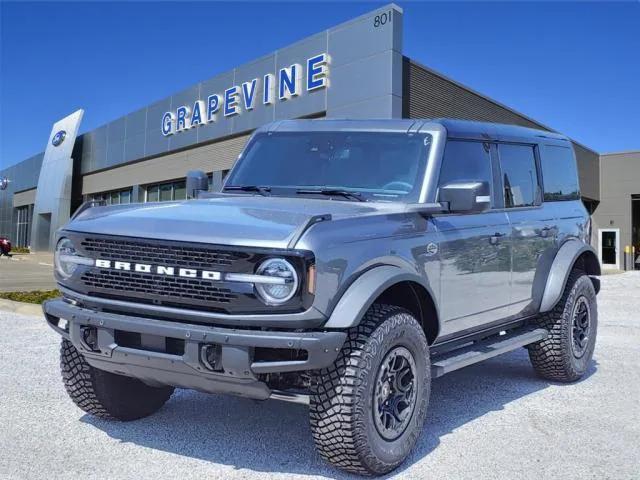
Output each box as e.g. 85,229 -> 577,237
114,330 -> 186,355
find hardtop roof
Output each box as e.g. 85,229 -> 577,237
259,118 -> 571,144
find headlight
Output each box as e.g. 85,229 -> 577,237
254,258 -> 299,305
54,237 -> 92,279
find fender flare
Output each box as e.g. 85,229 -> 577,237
539,241 -> 601,313
323,265 -> 439,333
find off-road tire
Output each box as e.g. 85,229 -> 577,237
60,339 -> 174,420
528,270 -> 597,382
309,304 -> 430,476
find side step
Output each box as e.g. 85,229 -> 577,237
431,327 -> 548,378
270,389 -> 310,405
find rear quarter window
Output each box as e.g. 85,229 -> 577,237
541,145 -> 580,201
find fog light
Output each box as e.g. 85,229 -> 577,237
81,326 -> 98,351
200,344 -> 222,371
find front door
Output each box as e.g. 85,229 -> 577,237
599,229 -> 620,269
436,212 -> 512,334
434,139 -> 512,337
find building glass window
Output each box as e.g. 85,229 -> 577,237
15,205 -> 32,248
120,189 -> 132,204
159,183 -> 172,202
173,181 -> 186,200
145,180 -> 187,202
207,170 -> 229,192
498,144 -> 540,208
147,186 -> 159,202
88,188 -> 133,205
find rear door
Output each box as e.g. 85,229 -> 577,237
497,143 -> 556,313
434,139 -> 512,337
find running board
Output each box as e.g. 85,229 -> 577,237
269,389 -> 310,405
431,327 -> 548,378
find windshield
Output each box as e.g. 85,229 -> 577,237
225,131 -> 431,202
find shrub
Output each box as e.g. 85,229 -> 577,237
0,290 -> 60,304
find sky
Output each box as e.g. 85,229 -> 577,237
1,1 -> 639,170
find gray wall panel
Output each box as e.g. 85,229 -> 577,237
124,132 -> 146,163
329,94 -> 401,119
125,107 -> 147,135
107,117 -> 126,144
80,132 -> 94,173
592,151 -> 640,269
328,6 -> 401,68
106,140 -> 125,167
327,50 -> 400,109
92,147 -> 107,171
0,152 -> 37,240
81,134 -> 250,195
92,125 -> 108,152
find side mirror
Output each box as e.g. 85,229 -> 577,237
186,170 -> 209,199
439,181 -> 491,213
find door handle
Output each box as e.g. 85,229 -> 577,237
489,232 -> 505,245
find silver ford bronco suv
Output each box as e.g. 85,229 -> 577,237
45,119 -> 600,476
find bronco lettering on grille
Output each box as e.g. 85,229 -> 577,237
95,259 -> 222,280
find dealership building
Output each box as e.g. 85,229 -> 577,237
0,4 -> 634,269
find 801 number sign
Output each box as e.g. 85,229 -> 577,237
373,10 -> 392,28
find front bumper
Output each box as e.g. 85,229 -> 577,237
44,298 -> 346,400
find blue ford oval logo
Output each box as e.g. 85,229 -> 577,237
52,130 -> 67,147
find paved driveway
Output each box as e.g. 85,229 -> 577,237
0,273 -> 638,479
0,253 -> 56,292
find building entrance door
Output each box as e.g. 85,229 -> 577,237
599,229 -> 620,269
633,196 -> 640,269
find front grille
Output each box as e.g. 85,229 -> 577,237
81,270 -> 237,304
75,236 -> 259,311
80,237 -> 251,269
66,233 -> 311,315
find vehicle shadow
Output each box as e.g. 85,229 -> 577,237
82,348 -> 598,479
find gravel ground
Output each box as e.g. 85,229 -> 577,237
1,273 -> 639,480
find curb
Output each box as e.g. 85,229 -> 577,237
0,299 -> 44,317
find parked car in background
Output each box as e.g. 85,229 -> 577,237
0,237 -> 12,257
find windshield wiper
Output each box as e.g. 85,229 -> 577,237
223,185 -> 271,196
296,188 -> 366,202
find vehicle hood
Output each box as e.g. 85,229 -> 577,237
65,195 -> 393,249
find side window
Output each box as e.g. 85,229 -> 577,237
540,145 -> 580,201
438,140 -> 493,199
498,144 -> 539,208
